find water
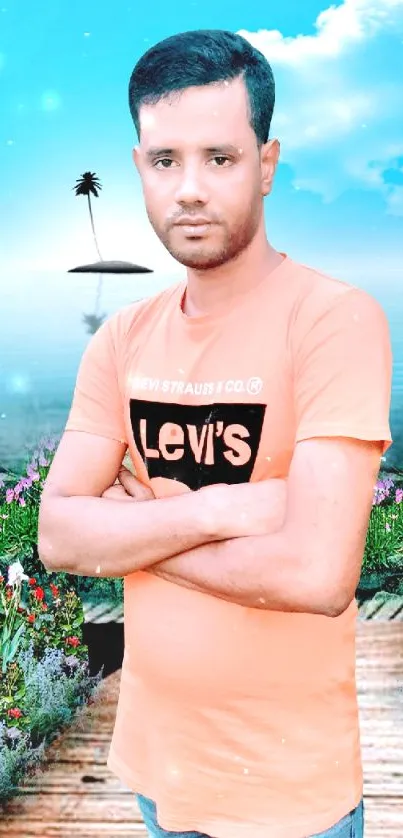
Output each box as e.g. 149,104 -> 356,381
1,268 -> 402,474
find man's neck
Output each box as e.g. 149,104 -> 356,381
183,238 -> 284,318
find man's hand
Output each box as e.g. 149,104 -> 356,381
102,466 -> 155,502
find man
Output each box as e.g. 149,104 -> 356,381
38,29 -> 393,838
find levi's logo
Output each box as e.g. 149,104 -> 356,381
130,399 -> 266,490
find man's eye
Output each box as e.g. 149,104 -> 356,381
154,159 -> 174,169
212,156 -> 231,166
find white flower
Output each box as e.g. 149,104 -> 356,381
7,560 -> 29,588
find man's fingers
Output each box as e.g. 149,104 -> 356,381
118,466 -> 154,500
102,484 -> 134,502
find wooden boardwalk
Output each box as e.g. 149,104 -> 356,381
0,620 -> 402,838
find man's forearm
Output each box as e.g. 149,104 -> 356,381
38,491 -> 219,578
148,532 -> 329,615
146,479 -> 320,614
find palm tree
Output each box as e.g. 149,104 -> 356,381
69,170 -> 153,275
73,172 -> 103,261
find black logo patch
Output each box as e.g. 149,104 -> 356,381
130,399 -> 266,490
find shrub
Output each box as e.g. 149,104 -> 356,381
0,434 -> 124,607
0,560 -> 102,806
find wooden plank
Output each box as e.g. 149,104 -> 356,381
358,593 -> 403,621
83,603 -> 114,623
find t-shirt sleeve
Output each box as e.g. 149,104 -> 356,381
64,314 -> 128,444
293,287 -> 393,454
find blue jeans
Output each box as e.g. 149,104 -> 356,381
136,794 -> 364,838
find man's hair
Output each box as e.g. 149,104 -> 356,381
128,29 -> 275,146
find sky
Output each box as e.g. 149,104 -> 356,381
1,0 -> 403,279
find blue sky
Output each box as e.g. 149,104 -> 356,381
1,0 -> 403,278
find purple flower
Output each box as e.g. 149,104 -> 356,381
395,488 -> 403,504
6,488 -> 14,504
19,497 -> 26,507
6,726 -> 22,741
385,523 -> 391,532
38,454 -> 49,468
64,654 -> 80,669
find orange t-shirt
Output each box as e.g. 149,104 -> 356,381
65,255 -> 393,838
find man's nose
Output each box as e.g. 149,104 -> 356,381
174,166 -> 209,205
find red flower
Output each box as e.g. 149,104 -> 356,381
17,606 -> 25,613
42,602 -> 48,611
33,586 -> 45,601
49,584 -> 59,597
0,575 -> 4,584
8,708 -> 22,719
27,614 -> 35,624
66,636 -> 80,648
6,588 -> 13,600
29,578 -> 37,586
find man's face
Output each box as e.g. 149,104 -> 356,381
133,76 -> 278,270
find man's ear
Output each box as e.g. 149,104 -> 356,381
132,145 -> 141,173
261,138 -> 280,197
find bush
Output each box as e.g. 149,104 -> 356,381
0,434 -> 124,608
0,561 -> 102,806
0,643 -> 101,805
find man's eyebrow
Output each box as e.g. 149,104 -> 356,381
145,148 -> 174,160
204,144 -> 240,155
145,144 -> 241,160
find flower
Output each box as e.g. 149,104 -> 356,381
64,654 -> 80,668
27,614 -> 35,624
0,575 -> 4,584
6,726 -> 22,740
18,497 -> 26,507
385,523 -> 391,532
8,708 -> 23,719
33,586 -> 45,601
7,561 -> 30,588
5,488 -> 14,504
66,636 -> 80,648
396,488 -> 403,504
50,584 -> 59,598
42,602 -> 48,611
29,578 -> 37,586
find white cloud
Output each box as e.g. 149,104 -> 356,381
237,0 -> 403,214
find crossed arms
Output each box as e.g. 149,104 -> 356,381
38,430 -> 383,617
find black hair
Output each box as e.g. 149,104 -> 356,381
128,29 -> 275,146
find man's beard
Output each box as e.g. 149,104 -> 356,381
147,208 -> 261,270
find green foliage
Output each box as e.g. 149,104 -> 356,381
0,563 -> 102,806
0,434 -> 124,608
0,643 -> 101,805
